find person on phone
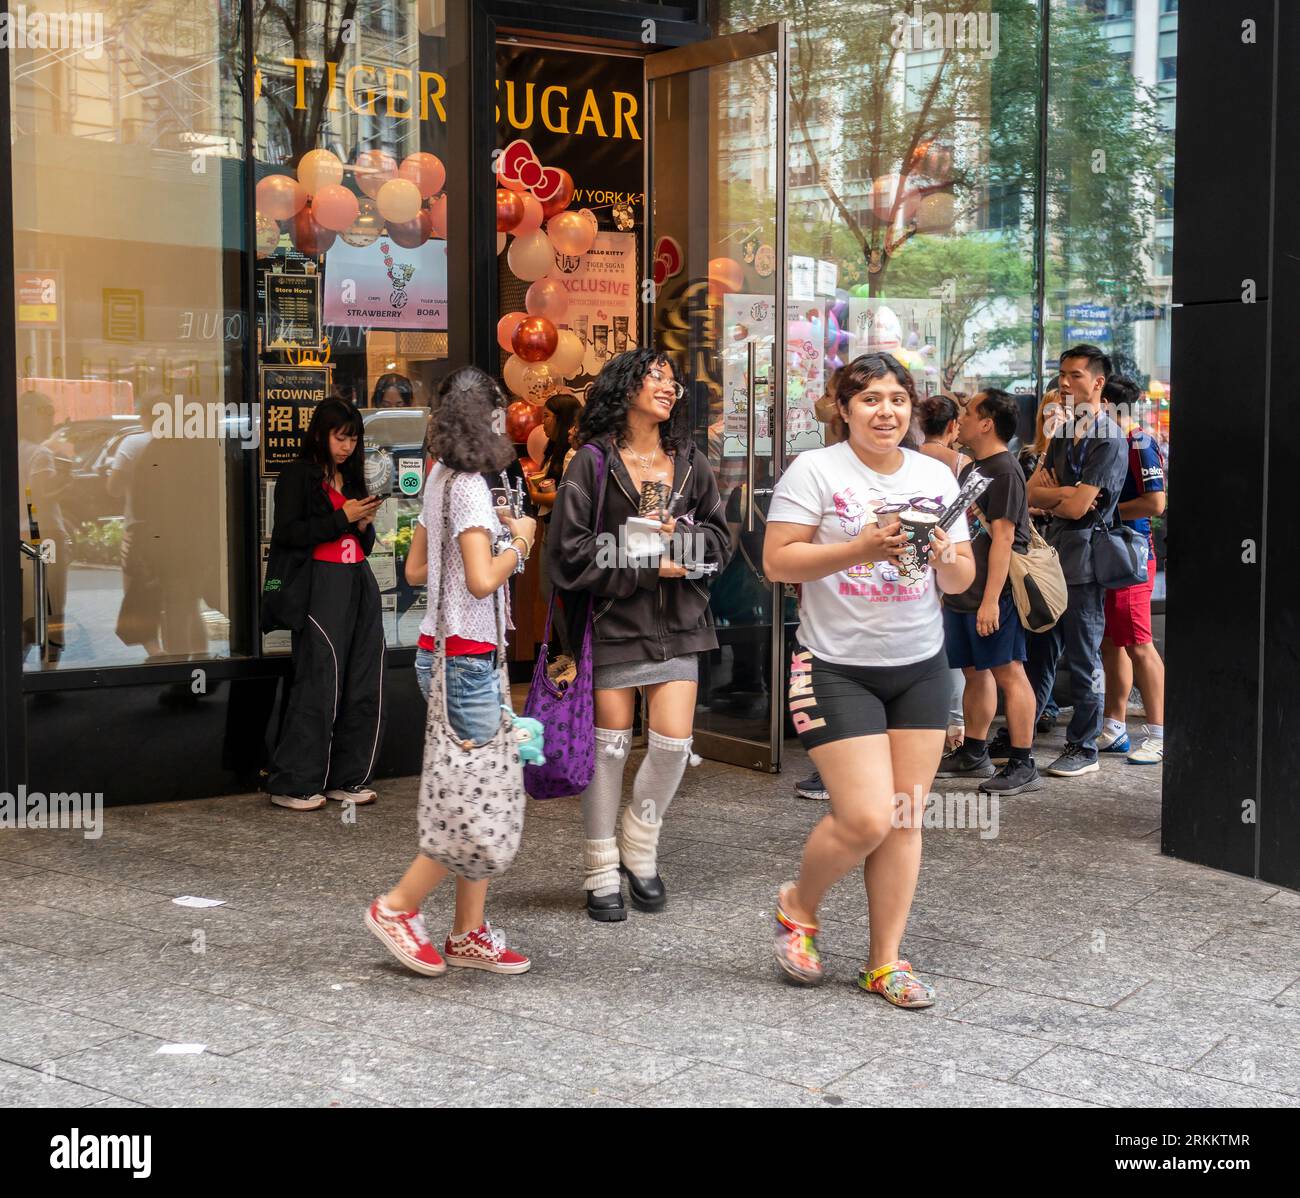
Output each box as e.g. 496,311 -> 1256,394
546,350 -> 731,922
265,398 -> 385,811
763,352 -> 974,1006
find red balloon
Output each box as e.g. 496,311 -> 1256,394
506,399 -> 545,444
518,456 -> 540,475
497,188 -> 524,233
540,169 -> 575,220
291,203 -> 336,255
511,315 -> 559,363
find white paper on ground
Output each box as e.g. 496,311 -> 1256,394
156,1044 -> 207,1055
171,896 -> 226,908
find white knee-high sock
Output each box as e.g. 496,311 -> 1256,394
630,729 -> 700,827
581,726 -> 632,896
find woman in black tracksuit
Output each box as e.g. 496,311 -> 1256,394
263,398 -> 385,811
546,349 -> 731,921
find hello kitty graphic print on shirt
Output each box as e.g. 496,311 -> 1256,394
768,442 -> 970,668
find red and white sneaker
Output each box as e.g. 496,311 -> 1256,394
443,923 -> 531,974
365,899 -> 446,976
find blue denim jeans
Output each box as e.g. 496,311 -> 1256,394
414,647 -> 503,746
1027,582 -> 1106,754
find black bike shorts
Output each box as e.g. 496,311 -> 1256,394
788,644 -> 951,750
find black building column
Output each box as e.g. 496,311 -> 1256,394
1165,0 -> 1297,888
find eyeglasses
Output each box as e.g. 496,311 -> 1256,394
649,370 -> 685,399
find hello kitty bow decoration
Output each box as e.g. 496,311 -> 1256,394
498,140 -> 565,202
652,236 -> 683,286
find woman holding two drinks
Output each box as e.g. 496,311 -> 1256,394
547,350 -> 731,922
763,352 -> 975,1007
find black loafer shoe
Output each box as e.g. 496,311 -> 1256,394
586,889 -> 626,921
620,866 -> 667,912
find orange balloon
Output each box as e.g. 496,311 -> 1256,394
355,149 -> 397,199
540,169 -> 575,220
428,194 -> 448,239
497,311 -> 527,354
399,151 -> 446,198
256,173 -> 306,220
512,315 -> 559,363
708,257 -> 745,294
514,193 -> 544,237
311,183 -> 359,232
525,277 -> 569,322
497,188 -> 524,233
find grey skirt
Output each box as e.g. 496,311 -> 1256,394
594,653 -> 699,691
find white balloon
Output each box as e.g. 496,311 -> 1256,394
297,148 -> 343,195
376,177 -> 422,224
507,230 -> 555,282
550,329 -> 585,378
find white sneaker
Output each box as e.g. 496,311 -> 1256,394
1127,728 -> 1164,764
270,792 -> 327,811
1097,725 -> 1130,752
326,785 -> 377,805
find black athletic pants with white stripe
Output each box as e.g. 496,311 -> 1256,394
268,561 -> 386,797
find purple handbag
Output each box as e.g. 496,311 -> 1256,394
522,443 -> 608,800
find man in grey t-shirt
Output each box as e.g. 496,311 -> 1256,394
1026,345 -> 1129,776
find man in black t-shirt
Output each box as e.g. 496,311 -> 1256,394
936,390 -> 1043,795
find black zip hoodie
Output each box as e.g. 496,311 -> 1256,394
545,436 -> 732,667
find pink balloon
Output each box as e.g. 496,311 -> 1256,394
514,193 -> 544,237
354,149 -> 397,199
526,425 -> 549,464
255,174 -> 306,220
399,151 -> 446,198
497,311 -> 527,354
428,193 -> 448,239
525,277 -> 569,323
548,211 -> 596,257
311,184 -> 360,232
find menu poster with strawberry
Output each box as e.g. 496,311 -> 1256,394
547,231 -> 638,383
322,236 -> 447,330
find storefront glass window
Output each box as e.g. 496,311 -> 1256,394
10,0 -> 250,671
253,0 -> 467,651
716,0 -> 1040,422
1046,0 -> 1175,597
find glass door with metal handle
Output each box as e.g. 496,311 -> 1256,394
19,539 -> 48,660
645,23 -> 788,771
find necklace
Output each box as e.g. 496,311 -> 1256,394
627,443 -> 660,471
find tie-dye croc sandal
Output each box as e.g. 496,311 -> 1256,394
773,882 -> 824,985
858,959 -> 935,1009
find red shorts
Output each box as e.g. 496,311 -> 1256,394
1104,559 -> 1157,647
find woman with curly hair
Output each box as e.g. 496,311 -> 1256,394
367,366 -> 537,975
546,349 -> 732,921
264,398 -> 384,811
763,352 -> 975,1006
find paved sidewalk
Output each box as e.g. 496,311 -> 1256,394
1,722 -> 1298,1108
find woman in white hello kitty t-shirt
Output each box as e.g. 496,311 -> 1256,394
763,352 -> 975,1008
